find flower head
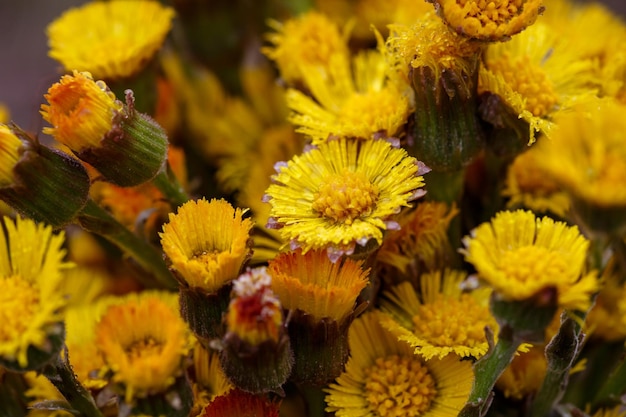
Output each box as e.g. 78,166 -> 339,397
160,198 -> 253,292
382,13 -> 481,88
268,249 -> 369,322
325,311 -> 474,417
0,125 -> 23,187
286,50 -> 411,144
462,210 -> 598,311
0,216 -> 70,369
225,267 -> 283,345
381,269 -> 496,359
47,0 -> 175,80
95,291 -> 191,402
502,141 -> 570,217
262,11 -> 349,84
41,71 -> 169,188
41,71 -> 122,152
538,99 -> 626,210
264,138 -> 427,258
478,22 -> 598,143
221,267 -> 293,393
433,0 -> 544,41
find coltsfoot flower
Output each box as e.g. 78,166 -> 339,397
381,269 -> 497,360
160,198 -> 253,291
264,138 -> 428,260
325,311 -> 474,417
262,11 -> 349,85
47,0 -> 175,80
0,216 -> 70,370
95,291 -> 191,403
462,210 -> 598,312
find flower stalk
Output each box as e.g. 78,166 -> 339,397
531,315 -> 584,417
76,199 -> 177,289
459,326 -> 521,417
151,162 -> 190,208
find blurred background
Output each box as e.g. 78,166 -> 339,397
1,0 -> 625,132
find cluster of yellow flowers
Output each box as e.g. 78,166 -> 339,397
1,0 -> 626,417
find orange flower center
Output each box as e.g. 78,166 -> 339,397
125,337 -> 163,362
312,171 -> 378,224
498,246 -> 568,283
364,354 -> 437,417
461,0 -> 523,27
489,54 -> 558,117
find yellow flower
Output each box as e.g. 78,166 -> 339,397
264,138 -> 427,258
381,269 -> 496,360
479,22 -> 598,143
41,71 -> 122,152
95,291 -> 191,402
502,140 -> 570,218
541,0 -> 626,63
541,1 -> 626,103
462,210 -> 598,311
433,0 -> 544,41
0,216 -> 70,368
538,99 -> 626,210
0,124 -> 23,186
47,0 -> 175,80
160,198 -> 254,292
496,345 -> 547,400
286,50 -> 411,144
382,13 -> 481,88
325,311 -> 474,417
377,202 -> 459,273
268,249 -> 369,322
190,344 -> 233,415
262,11 -> 349,84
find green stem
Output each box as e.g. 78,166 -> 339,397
76,199 -> 177,289
152,162 -> 190,208
459,329 -> 521,417
531,315 -> 583,417
593,351 -> 626,408
42,353 -> 103,417
424,169 -> 465,205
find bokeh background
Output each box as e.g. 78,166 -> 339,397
1,0 -> 625,132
